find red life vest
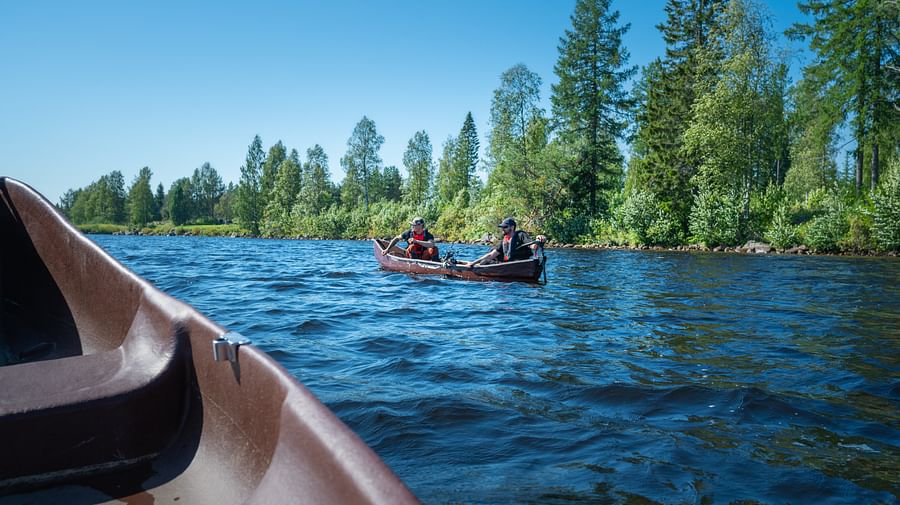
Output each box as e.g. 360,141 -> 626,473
503,234 -> 511,261
409,231 -> 427,255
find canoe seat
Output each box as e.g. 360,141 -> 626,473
0,293 -> 190,491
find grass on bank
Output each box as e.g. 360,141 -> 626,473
78,222 -> 247,237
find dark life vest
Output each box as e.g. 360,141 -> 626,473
501,230 -> 529,261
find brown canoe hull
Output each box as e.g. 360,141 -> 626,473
0,178 -> 418,504
373,239 -> 545,283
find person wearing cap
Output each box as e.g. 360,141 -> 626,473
383,217 -> 439,260
462,217 -> 544,266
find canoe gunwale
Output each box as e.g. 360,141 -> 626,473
0,177 -> 419,504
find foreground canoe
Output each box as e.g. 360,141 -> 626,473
0,177 -> 418,504
373,238 -> 546,283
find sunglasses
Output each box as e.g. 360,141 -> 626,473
500,226 -> 509,230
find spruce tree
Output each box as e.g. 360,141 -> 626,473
788,0 -> 899,192
552,0 -> 636,216
453,112 -> 480,206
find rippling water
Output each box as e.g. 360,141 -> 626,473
92,235 -> 899,504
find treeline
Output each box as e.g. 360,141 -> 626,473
60,0 -> 899,252
59,164 -> 235,227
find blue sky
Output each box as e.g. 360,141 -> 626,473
1,1 -> 809,204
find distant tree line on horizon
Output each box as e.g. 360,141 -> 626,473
59,0 -> 899,253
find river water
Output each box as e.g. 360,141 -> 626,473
92,235 -> 899,504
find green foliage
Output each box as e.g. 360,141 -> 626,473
341,116 -> 384,211
618,190 -> 683,245
788,0 -> 899,192
191,162 -> 225,222
168,178 -> 193,226
435,190 -> 474,242
68,171 -> 127,225
689,173 -> 743,247
127,167 -> 155,227
842,205 -> 873,252
872,160 -> 900,251
294,205 -> 348,239
298,144 -> 334,216
435,114 -> 479,209
402,131 -> 433,205
802,190 -> 847,253
764,202 -> 800,249
262,151 -> 302,237
629,0 -> 726,227
365,200 -> 409,238
260,141 -> 286,203
489,64 -> 543,167
746,184 -> 783,240
55,0 -> 897,256
236,135 -> 266,235
77,223 -> 130,234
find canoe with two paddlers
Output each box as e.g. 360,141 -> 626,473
373,238 -> 546,284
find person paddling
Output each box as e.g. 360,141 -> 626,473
461,217 -> 545,266
383,217 -> 439,261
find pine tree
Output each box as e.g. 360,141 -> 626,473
552,0 -> 637,216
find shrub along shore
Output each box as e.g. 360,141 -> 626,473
80,222 -> 897,258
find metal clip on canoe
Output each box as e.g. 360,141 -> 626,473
213,331 -> 251,363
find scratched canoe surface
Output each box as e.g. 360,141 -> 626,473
93,235 -> 899,504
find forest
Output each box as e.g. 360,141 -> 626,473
58,0 -> 900,253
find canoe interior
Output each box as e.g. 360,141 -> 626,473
0,178 -> 417,504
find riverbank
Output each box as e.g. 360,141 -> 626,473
79,223 -> 898,258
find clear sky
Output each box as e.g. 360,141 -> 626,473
0,0 -> 809,205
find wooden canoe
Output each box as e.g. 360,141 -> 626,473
373,238 -> 546,283
0,177 -> 418,504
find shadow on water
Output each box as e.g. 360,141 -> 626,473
92,237 -> 900,504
